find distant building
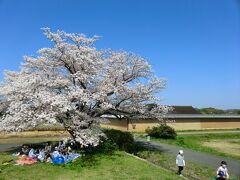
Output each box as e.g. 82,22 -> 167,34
101,106 -> 240,131
170,106 -> 201,114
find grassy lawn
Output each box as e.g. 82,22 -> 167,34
0,151 -> 178,180
1,130 -> 239,179
136,149 -> 216,180
138,132 -> 240,160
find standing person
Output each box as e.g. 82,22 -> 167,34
44,142 -> 52,160
176,150 -> 185,176
216,161 -> 229,180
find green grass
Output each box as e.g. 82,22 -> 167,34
139,133 -> 240,160
136,149 -> 240,180
136,149 -> 216,180
0,151 -> 178,180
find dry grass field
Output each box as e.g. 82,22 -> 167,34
0,130 -> 69,139
203,139 -> 240,158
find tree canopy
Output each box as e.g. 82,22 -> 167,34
0,28 -> 170,146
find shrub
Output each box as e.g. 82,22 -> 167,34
91,138 -> 118,154
176,137 -> 185,145
146,124 -> 177,139
103,129 -> 136,153
83,129 -> 136,154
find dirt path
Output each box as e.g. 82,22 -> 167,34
136,138 -> 240,178
0,144 -> 22,152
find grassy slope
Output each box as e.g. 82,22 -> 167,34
141,133 -> 240,160
0,151 -> 177,180
136,150 -> 216,180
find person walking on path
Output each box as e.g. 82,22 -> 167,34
216,161 -> 229,180
176,150 -> 185,176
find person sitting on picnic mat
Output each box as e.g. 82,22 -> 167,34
20,145 -> 29,155
28,148 -> 37,159
52,147 -> 60,158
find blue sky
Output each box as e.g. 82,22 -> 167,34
0,0 -> 239,109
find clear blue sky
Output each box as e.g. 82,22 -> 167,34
0,0 -> 239,109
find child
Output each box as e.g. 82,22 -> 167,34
176,150 -> 185,176
216,161 -> 229,180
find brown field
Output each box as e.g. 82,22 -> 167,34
0,131 -> 70,145
203,139 -> 240,157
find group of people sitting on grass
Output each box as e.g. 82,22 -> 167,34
14,140 -> 80,165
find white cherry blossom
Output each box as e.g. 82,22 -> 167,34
0,28 -> 171,146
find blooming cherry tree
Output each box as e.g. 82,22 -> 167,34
0,28 -> 171,146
